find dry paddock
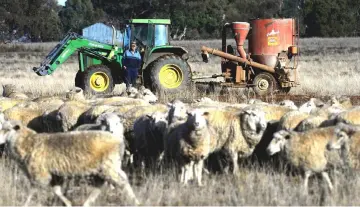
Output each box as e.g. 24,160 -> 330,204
0,38 -> 360,205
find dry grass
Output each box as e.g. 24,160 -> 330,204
1,38 -> 360,206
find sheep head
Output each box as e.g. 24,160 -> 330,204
240,107 -> 267,147
96,112 -> 124,138
186,109 -> 209,131
167,99 -> 187,125
146,111 -> 168,132
266,130 -> 291,156
327,123 -> 358,150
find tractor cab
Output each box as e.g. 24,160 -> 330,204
124,19 -> 171,63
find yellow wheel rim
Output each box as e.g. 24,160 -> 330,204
159,64 -> 183,89
89,72 -> 110,92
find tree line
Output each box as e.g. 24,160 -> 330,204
0,0 -> 359,42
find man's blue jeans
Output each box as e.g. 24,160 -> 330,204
124,67 -> 138,88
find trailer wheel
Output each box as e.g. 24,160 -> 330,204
82,65 -> 114,95
145,55 -> 192,94
253,72 -> 278,96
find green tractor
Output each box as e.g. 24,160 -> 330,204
33,19 -> 192,95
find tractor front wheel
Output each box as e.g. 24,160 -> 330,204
80,65 -> 114,95
145,55 -> 192,94
253,72 -> 278,96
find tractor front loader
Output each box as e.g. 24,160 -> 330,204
33,19 -> 192,95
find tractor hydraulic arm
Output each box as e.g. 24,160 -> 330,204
33,32 -> 114,76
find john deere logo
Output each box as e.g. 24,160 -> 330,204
267,29 -> 279,46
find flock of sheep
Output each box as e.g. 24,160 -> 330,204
0,83 -> 360,206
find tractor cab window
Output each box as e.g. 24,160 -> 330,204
131,24 -> 149,46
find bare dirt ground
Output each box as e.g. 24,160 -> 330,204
0,37 -> 360,206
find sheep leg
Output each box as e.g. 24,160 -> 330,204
53,185 -> 72,207
105,168 -> 140,205
24,188 -> 37,207
230,151 -> 239,174
194,160 -> 204,187
303,170 -> 312,194
82,182 -> 105,207
321,171 -> 334,192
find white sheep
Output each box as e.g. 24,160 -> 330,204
165,108 -> 215,186
0,120 -> 139,206
266,127 -> 343,193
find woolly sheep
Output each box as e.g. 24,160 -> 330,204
331,106 -> 360,126
0,97 -> 27,112
0,120 -> 139,206
326,123 -> 360,169
266,127 -> 343,193
2,84 -> 28,99
199,106 -> 267,174
166,109 -> 215,186
56,100 -> 92,131
65,87 -> 85,101
253,103 -> 294,122
277,100 -> 298,110
277,110 -> 310,131
295,105 -> 345,131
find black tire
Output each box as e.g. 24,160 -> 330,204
74,71 -> 83,88
279,86 -> 291,94
253,72 -> 278,96
145,55 -> 192,94
82,65 -> 114,95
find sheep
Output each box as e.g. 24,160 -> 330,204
277,110 -> 310,131
327,96 -> 352,110
165,109 -> 215,186
75,112 -> 124,137
0,120 -> 139,206
65,87 -> 85,101
56,100 -> 92,131
136,86 -> 158,104
266,127 -> 343,193
278,100 -> 298,110
295,105 -> 345,131
193,106 -> 267,174
331,106 -> 360,126
132,111 -> 168,171
326,123 -> 360,169
252,103 -> 294,122
3,105 -> 44,132
298,97 -> 325,114
2,84 -> 28,99
0,97 -> 27,112
94,96 -> 150,106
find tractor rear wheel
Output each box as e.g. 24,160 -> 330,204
81,65 -> 114,95
253,72 -> 278,96
145,55 -> 192,94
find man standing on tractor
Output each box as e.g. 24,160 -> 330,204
123,41 -> 142,90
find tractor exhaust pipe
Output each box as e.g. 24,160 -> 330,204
201,46 -> 276,74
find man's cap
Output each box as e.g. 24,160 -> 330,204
131,41 -> 137,45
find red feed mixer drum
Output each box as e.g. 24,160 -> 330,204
248,18 -> 297,68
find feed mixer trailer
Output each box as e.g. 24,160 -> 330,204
200,18 -> 300,95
